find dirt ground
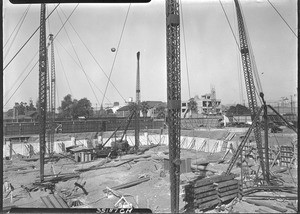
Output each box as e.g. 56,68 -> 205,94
2,128 -> 298,213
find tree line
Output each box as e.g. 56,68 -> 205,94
5,94 -> 251,120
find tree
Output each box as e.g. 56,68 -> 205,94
128,102 -> 138,114
58,94 -> 74,119
156,105 -> 166,119
5,99 -> 37,119
58,95 -> 93,119
140,101 -> 150,118
73,98 -> 93,119
6,109 -> 14,117
226,104 -> 251,116
184,98 -> 198,118
26,99 -> 36,111
189,98 -> 198,114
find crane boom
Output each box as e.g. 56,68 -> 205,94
234,0 -> 265,179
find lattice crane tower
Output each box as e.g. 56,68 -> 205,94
38,3 -> 47,182
166,0 -> 181,212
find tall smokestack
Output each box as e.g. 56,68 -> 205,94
135,51 -> 140,151
136,51 -> 140,103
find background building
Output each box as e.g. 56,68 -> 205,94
181,88 -> 222,118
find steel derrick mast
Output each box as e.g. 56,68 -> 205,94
166,0 -> 181,212
38,3 -> 47,182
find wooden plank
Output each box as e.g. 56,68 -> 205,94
103,177 -> 150,193
210,174 -> 236,183
216,179 -> 238,188
47,194 -> 63,208
194,190 -> 217,199
195,194 -> 218,204
245,195 -> 298,200
220,193 -> 238,202
40,196 -> 55,208
218,189 -> 239,197
193,174 -> 236,187
53,195 -> 69,208
195,198 -> 220,210
244,199 -> 288,213
194,184 -> 215,194
218,184 -> 239,193
194,178 -> 213,188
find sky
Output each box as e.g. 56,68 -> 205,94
3,0 -> 298,111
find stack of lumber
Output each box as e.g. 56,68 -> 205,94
184,173 -> 241,211
216,178 -> 241,203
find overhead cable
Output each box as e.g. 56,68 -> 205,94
4,60 -> 38,107
4,4 -> 78,107
55,44 -> 73,95
3,4 -> 60,71
266,0 -> 298,38
59,6 -> 126,103
55,6 -> 101,109
3,5 -> 30,48
180,0 -> 191,99
4,5 -> 31,61
4,51 -> 38,98
219,0 -> 240,50
55,38 -> 111,104
101,3 -> 131,106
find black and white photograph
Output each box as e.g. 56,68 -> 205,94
2,0 -> 298,213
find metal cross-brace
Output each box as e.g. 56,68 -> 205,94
225,106 -> 263,175
226,103 -> 297,178
38,3 -> 47,182
166,0 -> 181,212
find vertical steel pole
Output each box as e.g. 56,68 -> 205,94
135,52 -> 140,151
38,3 -> 47,182
263,103 -> 270,183
49,34 -> 56,154
260,93 -> 269,183
166,0 -> 181,212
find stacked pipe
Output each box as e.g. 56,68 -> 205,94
184,174 -> 241,212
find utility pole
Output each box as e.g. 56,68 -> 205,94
135,51 -> 140,151
166,0 -> 181,212
38,3 -> 47,182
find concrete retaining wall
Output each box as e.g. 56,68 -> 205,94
3,132 -> 239,158
3,138 -> 88,158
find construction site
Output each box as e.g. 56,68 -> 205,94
2,0 -> 298,213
